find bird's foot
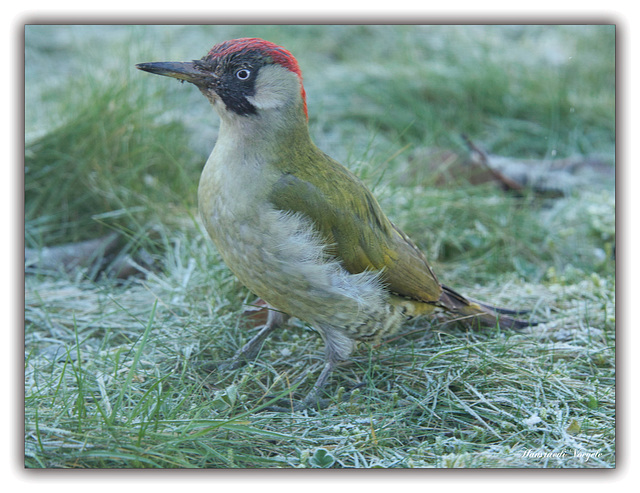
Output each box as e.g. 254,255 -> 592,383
218,309 -> 287,371
218,345 -> 260,372
261,377 -> 365,413
261,398 -> 330,413
261,385 -> 364,412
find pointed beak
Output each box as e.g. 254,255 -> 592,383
136,61 -> 207,85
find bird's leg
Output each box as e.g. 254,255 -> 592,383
263,358 -> 338,412
219,307 -> 288,371
265,328 -> 356,412
300,358 -> 338,409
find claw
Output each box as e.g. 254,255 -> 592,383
218,308 -> 287,371
260,378 -> 365,413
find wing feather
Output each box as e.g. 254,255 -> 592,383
268,152 -> 442,303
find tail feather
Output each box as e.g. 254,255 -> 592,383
474,300 -> 531,317
439,285 -> 536,330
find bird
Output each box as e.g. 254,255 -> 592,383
137,38 -> 536,410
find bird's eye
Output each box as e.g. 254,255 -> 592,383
236,69 -> 251,80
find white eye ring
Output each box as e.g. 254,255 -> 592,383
236,69 -> 251,80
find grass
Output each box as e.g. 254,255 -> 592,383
24,25 -> 615,468
25,78 -> 201,248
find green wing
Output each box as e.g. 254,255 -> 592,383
268,149 -> 442,303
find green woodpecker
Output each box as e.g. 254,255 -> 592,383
137,38 -> 535,409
